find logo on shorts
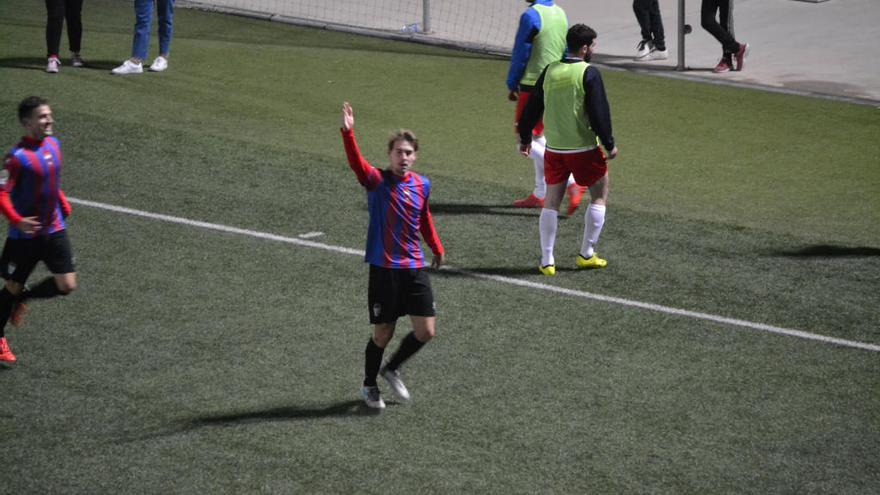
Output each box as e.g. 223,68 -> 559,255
6,262 -> 16,275
372,303 -> 382,318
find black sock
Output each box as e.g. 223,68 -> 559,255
0,288 -> 16,338
22,277 -> 63,301
363,338 -> 385,387
386,331 -> 426,371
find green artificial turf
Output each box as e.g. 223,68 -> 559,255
1,1 -> 878,493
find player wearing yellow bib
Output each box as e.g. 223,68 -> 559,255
507,0 -> 585,215
517,25 -> 618,276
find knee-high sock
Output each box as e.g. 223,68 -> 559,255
386,331 -> 426,371
363,338 -> 385,387
0,288 -> 16,338
529,137 -> 546,199
21,277 -> 63,301
539,208 -> 558,267
581,203 -> 607,257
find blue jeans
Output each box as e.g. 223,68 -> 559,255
132,0 -> 174,60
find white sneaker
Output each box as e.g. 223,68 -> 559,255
361,386 -> 385,409
149,56 -> 168,72
646,48 -> 669,61
635,40 -> 653,60
46,57 -> 60,73
112,60 -> 143,75
380,366 -> 411,401
71,53 -> 84,67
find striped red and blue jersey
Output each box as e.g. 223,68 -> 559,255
0,136 -> 70,239
341,128 -> 443,269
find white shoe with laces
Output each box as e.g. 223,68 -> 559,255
380,366 -> 411,401
361,386 -> 385,409
635,40 -> 653,60
646,48 -> 669,61
149,56 -> 168,72
112,60 -> 143,75
46,57 -> 60,73
71,53 -> 84,67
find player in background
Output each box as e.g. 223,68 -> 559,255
518,25 -> 618,276
340,102 -> 445,409
507,0 -> 586,215
0,96 -> 77,364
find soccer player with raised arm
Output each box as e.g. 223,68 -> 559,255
340,102 -> 445,409
518,25 -> 619,276
507,0 -> 585,215
0,96 -> 77,364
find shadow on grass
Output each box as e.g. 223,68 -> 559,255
429,202 -> 551,218
769,245 -> 880,258
0,57 -> 123,72
116,400 -> 382,443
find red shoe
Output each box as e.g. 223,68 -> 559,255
0,337 -> 16,363
512,194 -> 544,208
566,184 -> 587,215
713,58 -> 732,73
733,43 -> 749,71
10,302 -> 27,327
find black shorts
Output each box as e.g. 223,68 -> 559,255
368,265 -> 436,324
0,230 -> 75,284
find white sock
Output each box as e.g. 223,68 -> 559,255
539,208 -> 558,266
529,138 -> 546,199
580,203 -> 606,257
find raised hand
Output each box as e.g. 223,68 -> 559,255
341,101 -> 354,131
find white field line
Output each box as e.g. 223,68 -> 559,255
69,197 -> 880,353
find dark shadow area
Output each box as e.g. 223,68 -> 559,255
429,202 -> 561,218
0,57 -> 121,71
769,245 -> 880,258
190,400 -> 380,425
114,400 -> 382,444
433,266 -> 540,278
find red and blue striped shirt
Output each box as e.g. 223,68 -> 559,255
342,128 -> 443,269
1,136 -> 70,239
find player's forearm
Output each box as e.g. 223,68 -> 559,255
341,128 -> 378,187
419,209 -> 444,256
0,191 -> 23,225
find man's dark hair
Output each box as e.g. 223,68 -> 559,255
387,129 -> 419,153
18,96 -> 49,123
566,24 -> 598,53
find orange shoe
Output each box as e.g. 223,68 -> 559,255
10,302 -> 27,327
513,194 -> 544,208
566,184 -> 587,215
0,337 -> 16,363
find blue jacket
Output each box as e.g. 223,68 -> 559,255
506,0 -> 557,91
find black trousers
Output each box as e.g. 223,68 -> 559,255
632,0 -> 665,50
701,0 -> 739,55
46,0 -> 83,57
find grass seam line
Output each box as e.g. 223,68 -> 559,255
68,196 -> 880,353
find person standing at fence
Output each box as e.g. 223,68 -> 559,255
44,0 -> 85,73
506,0 -> 586,216
339,102 -> 445,410
0,97 -> 78,364
518,24 -> 618,276
701,0 -> 748,73
112,0 -> 174,74
632,0 -> 667,61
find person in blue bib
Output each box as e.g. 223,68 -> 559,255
517,25 -> 618,276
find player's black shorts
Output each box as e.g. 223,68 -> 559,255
368,264 -> 436,324
0,230 -> 75,284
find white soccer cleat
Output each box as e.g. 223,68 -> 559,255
149,56 -> 168,72
361,386 -> 385,409
46,57 -> 60,73
635,40 -> 652,60
112,60 -> 143,75
380,366 -> 411,401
